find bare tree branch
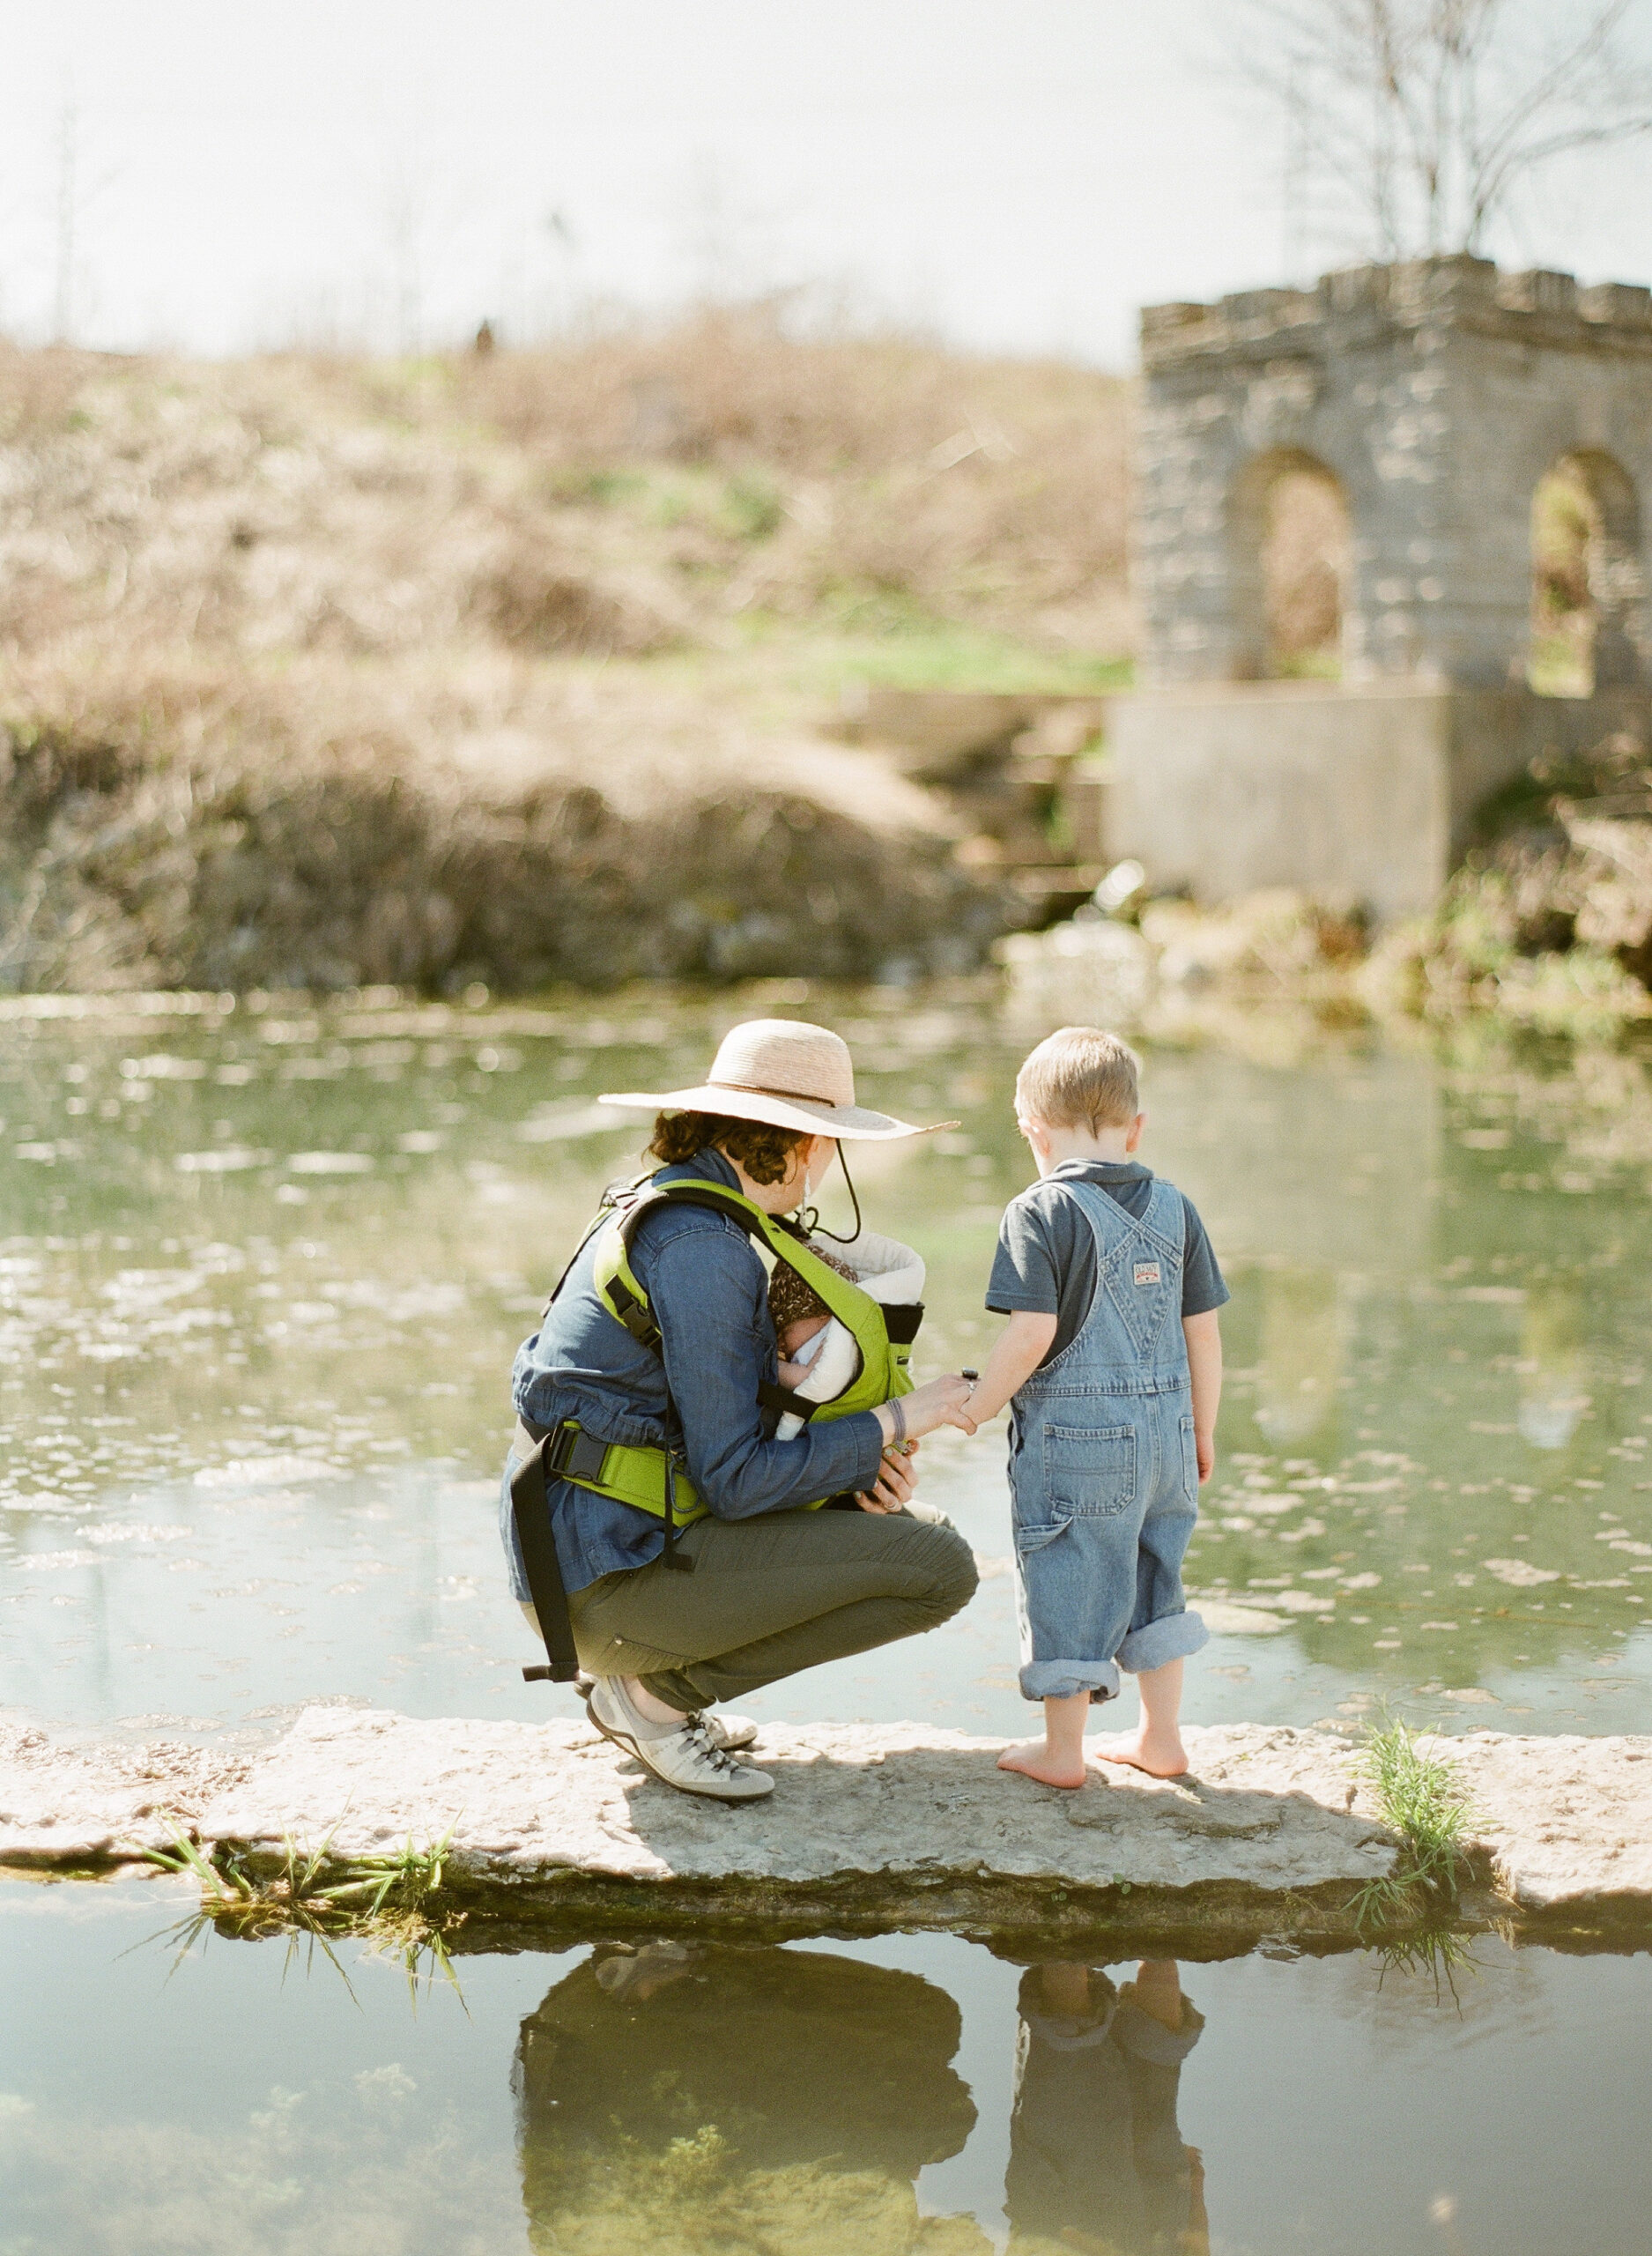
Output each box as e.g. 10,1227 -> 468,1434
1220,0 -> 1652,263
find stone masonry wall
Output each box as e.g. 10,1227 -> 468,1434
1137,257 -> 1652,690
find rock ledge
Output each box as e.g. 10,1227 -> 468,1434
4,1711 -> 1649,1941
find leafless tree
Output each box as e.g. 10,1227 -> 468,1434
1232,0 -> 1652,261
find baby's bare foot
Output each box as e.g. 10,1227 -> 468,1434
1090,1725 -> 1188,1779
997,1740 -> 1087,1790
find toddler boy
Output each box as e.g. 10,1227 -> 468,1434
964,1027 -> 1226,1788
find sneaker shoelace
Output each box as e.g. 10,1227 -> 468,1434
680,1718 -> 745,1777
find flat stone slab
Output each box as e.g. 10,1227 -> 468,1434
4,1710 -> 1650,1933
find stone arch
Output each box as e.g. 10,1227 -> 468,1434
1227,449 -> 1351,680
1529,448 -> 1644,694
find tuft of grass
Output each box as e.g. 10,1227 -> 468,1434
1351,1718 -> 1481,1934
134,1818 -> 456,1933
1370,1921 -> 1483,2004
132,1819 -> 466,2006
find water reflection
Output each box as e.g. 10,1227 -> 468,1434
508,1941 -> 1211,2256
11,1873 -> 1652,2256
1007,1960 -> 1205,2256
1517,1282 -> 1589,1450
1254,1266 -> 1344,1447
514,1941 -> 981,2252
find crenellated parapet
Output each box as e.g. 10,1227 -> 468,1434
1135,256 -> 1652,688
1142,256 -> 1652,375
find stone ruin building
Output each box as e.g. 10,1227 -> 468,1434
1104,255 -> 1652,920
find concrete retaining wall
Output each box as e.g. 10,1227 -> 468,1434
1101,681 -> 1651,922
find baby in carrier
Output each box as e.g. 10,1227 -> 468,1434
768,1233 -> 926,1440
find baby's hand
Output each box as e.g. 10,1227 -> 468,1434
776,1357 -> 812,1390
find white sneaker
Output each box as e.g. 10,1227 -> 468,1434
577,1673 -> 757,1752
586,1678 -> 774,1801
694,1709 -> 759,1752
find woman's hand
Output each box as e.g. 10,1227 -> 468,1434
876,1375 -> 978,1448
857,1442 -> 919,1514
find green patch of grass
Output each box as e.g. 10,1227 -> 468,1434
720,471 -> 784,541
1370,1922 -> 1484,2002
135,1819 -> 457,1934
133,1820 -> 466,2003
544,461 -> 783,543
1351,1717 -> 1481,1935
1527,635 -> 1594,700
739,603 -> 1131,697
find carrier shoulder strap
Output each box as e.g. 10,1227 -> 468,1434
601,1180 -> 807,1356
511,1438 -> 582,1683
603,1181 -> 833,1420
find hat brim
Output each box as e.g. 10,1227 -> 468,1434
596,1085 -> 953,1141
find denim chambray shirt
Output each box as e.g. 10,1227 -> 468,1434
500,1147 -> 886,1599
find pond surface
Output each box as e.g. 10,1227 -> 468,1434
4,1878 -> 1651,2255
4,980 -> 1651,1742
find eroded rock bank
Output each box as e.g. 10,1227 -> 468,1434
4,1710 -> 1649,1945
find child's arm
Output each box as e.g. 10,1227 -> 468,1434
1183,1310 -> 1222,1481
964,1311 -> 1058,1426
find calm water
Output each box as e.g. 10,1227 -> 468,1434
4,1877 -> 1651,2256
3,980 -> 1650,1741
8,983 -> 1652,2252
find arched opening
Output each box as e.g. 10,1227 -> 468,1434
1529,449 -> 1644,696
1228,450 -> 1351,680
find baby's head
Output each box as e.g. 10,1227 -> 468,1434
768,1250 -> 855,1358
1014,1026 -> 1143,1171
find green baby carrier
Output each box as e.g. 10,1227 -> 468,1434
513,1173 -> 922,1684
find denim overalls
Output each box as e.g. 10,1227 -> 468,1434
1009,1177 -> 1209,1703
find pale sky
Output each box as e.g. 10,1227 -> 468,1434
4,0 -> 1651,367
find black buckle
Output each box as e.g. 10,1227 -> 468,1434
546,1423 -> 611,1485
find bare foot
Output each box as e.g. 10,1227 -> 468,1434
1090,1725 -> 1189,1778
997,1740 -> 1087,1790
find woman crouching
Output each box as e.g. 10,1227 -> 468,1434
501,1019 -> 979,1800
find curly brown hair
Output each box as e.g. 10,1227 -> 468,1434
647,1109 -> 807,1186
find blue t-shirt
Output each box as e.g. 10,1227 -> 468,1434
987,1160 -> 1228,1364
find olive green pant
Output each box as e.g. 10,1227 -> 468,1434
525,1503 -> 978,1712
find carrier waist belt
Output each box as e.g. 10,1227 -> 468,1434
514,1417 -> 703,1525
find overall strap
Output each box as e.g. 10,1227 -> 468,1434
1057,1175 -> 1145,1259
1139,1176 -> 1187,1258
1058,1174 -> 1183,1265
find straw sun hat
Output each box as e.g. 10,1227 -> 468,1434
598,1019 -> 954,1142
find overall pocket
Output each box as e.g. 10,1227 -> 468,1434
1012,1511 -> 1073,1558
1041,1422 -> 1136,1517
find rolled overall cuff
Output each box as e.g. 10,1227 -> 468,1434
1116,1608 -> 1208,1675
1019,1658 -> 1122,1704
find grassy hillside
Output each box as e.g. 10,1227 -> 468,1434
0,313 -> 1131,991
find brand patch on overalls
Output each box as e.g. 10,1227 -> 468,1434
1133,1261 -> 1162,1287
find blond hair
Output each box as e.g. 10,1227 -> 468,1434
1015,1026 -> 1141,1132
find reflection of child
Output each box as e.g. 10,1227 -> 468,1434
767,1236 -> 927,1442
1004,1958 -> 1208,2256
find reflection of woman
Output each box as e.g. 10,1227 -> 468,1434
514,1942 -> 980,2246
1004,1960 -> 1208,2256
501,1020 -> 978,1800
